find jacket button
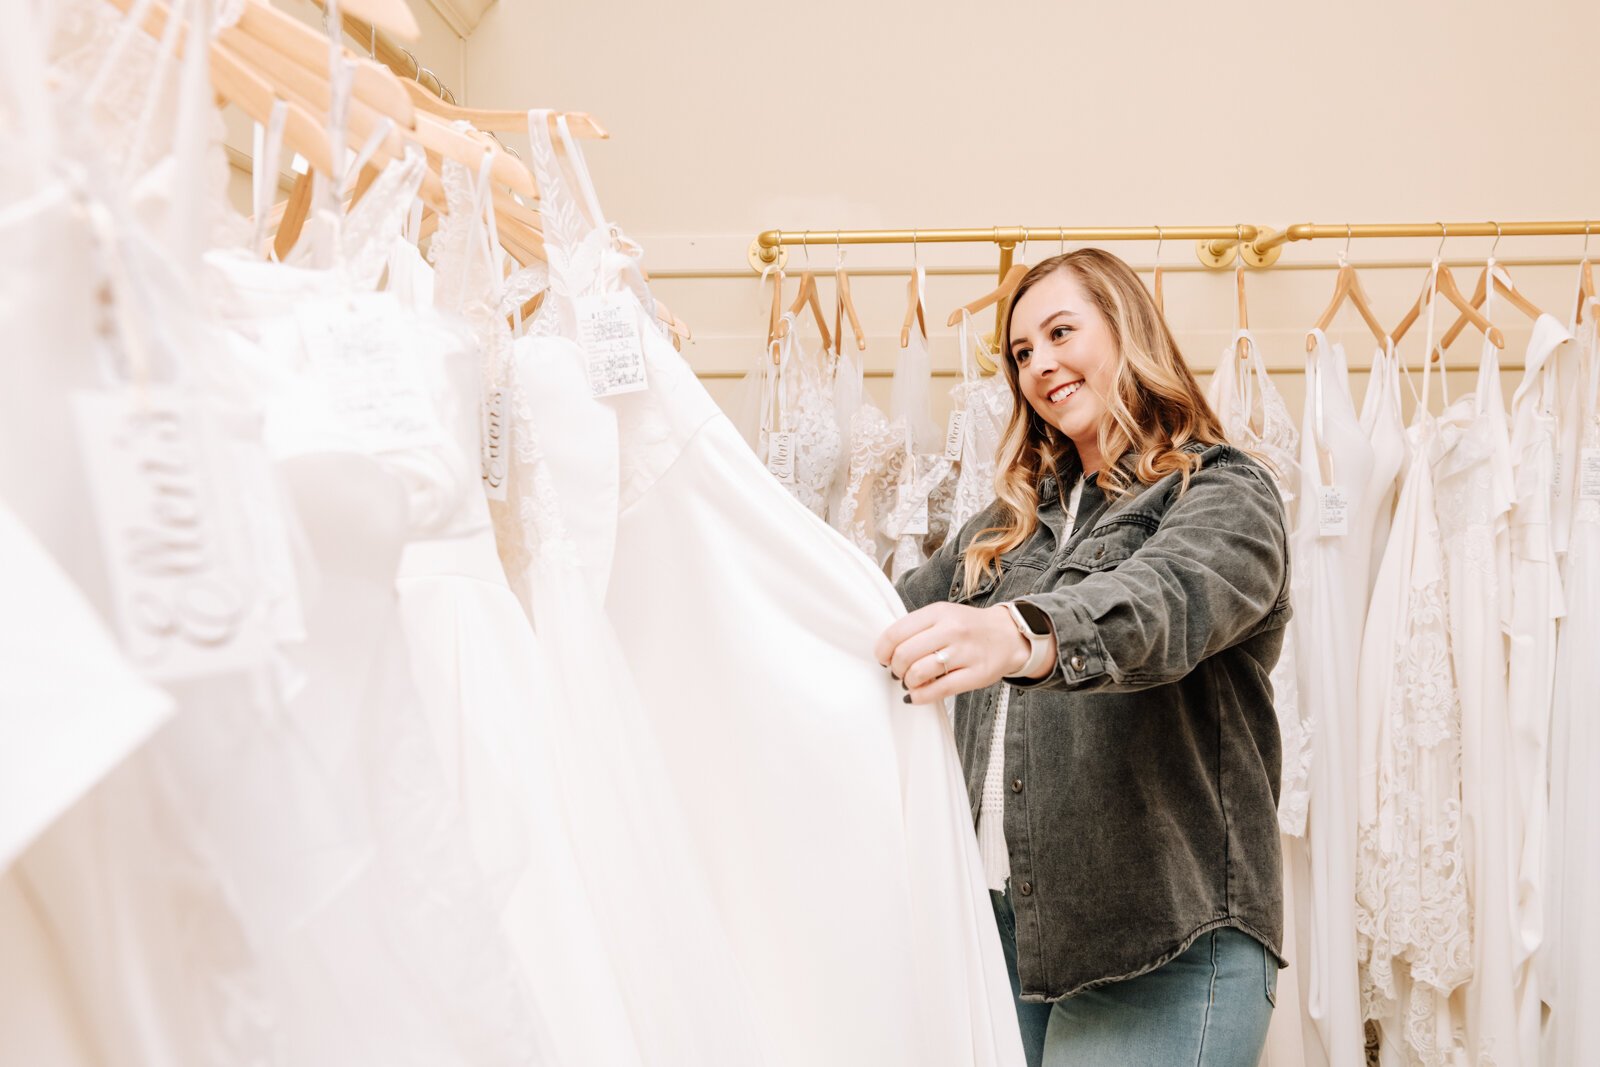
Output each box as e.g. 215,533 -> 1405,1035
1094,545 -> 1105,559
1018,881 -> 1033,896
1069,654 -> 1087,673
1011,779 -> 1023,793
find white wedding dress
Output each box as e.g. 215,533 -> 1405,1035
1542,301 -> 1600,1065
1432,314 -> 1520,1067
517,111 -> 1023,1067
1503,313 -> 1572,1065
1355,332 -> 1472,1067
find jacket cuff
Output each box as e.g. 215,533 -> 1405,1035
1003,595 -> 1109,690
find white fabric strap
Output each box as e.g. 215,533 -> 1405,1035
250,101 -> 289,255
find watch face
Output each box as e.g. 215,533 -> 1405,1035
1014,600 -> 1051,637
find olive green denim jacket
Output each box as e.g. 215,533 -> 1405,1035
895,442 -> 1289,1000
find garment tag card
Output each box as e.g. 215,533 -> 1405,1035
1580,447 -> 1600,501
1318,484 -> 1350,537
904,494 -> 931,537
481,386 -> 509,502
577,294 -> 648,398
767,431 -> 797,484
296,300 -> 442,453
73,389 -> 273,681
944,411 -> 967,462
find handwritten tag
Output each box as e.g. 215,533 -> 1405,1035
577,293 -> 648,398
944,411 -> 967,462
1318,484 -> 1350,537
1581,448 -> 1600,502
767,431 -> 797,484
481,386 -> 509,502
73,389 -> 272,680
296,299 -> 442,453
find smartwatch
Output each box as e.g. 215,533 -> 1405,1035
1001,600 -> 1055,679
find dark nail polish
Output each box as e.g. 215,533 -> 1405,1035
902,695 -> 912,704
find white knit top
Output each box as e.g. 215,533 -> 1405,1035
976,476 -> 1083,892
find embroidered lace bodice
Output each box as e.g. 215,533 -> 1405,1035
948,314 -> 1014,535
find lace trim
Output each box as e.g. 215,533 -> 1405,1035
1355,575 -> 1472,1065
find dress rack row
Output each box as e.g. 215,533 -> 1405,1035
751,220 -> 1600,273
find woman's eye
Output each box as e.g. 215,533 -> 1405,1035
1052,325 -> 1072,341
1014,347 -> 1032,364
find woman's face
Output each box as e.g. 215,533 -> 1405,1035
1007,268 -> 1118,467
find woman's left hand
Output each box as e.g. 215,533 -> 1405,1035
874,602 -> 1052,705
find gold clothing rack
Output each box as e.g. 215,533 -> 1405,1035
752,219 -> 1600,273
749,225 -> 1263,273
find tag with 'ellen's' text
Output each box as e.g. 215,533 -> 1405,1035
944,411 -> 967,462
767,431 -> 797,484
482,387 -> 509,502
73,389 -> 272,681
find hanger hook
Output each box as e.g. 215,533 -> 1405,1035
1489,220 -> 1502,260
1235,224 -> 1246,274
401,47 -> 421,81
1153,225 -> 1164,265
834,230 -> 843,270
1340,223 -> 1352,265
1584,220 -> 1593,259
911,229 -> 919,268
1059,227 -> 1067,256
1020,227 -> 1029,264
1435,222 -> 1448,261
802,230 -> 812,267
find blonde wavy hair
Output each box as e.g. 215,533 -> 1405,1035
961,248 -> 1226,593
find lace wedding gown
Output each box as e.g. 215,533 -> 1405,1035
1354,338 -> 1472,1067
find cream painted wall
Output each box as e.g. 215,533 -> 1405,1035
461,0 -> 1600,419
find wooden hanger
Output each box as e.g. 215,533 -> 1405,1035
397,81 -> 609,140
833,252 -> 867,355
946,264 -> 1026,328
1438,259 -> 1543,349
229,2 -> 415,124
1234,262 -> 1250,360
1389,260 -> 1505,351
225,4 -> 533,201
105,0 -> 338,179
900,268 -> 929,348
775,270 -> 833,353
337,0 -> 419,43
1151,227 -> 1166,317
1307,262 -> 1389,352
766,268 -> 785,355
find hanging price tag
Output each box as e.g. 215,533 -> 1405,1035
481,386 -> 509,502
73,389 -> 273,681
296,299 -> 443,453
577,293 -> 648,398
767,431 -> 797,484
903,493 -> 930,537
1580,447 -> 1600,502
1318,484 -> 1350,537
944,410 -> 967,462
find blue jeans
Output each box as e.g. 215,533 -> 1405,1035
990,890 -> 1276,1067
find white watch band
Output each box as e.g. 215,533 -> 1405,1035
1003,601 -> 1054,678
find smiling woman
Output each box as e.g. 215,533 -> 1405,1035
878,248 -> 1291,1067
